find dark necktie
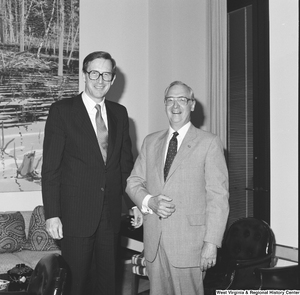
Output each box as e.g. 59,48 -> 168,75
164,131 -> 179,181
95,104 -> 108,163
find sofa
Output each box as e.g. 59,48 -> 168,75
0,194 -> 61,274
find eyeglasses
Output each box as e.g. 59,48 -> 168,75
164,96 -> 194,106
85,70 -> 113,82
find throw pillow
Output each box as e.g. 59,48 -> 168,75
22,206 -> 60,251
0,212 -> 26,253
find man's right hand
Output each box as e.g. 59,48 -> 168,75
46,217 -> 63,240
148,195 -> 176,219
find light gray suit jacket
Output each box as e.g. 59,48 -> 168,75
126,124 -> 229,267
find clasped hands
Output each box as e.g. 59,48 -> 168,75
149,194 -> 176,219
131,194 -> 175,228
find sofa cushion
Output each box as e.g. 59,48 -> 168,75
0,212 -> 26,254
22,206 -> 60,251
21,211 -> 34,237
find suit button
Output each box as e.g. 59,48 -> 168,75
101,188 -> 104,192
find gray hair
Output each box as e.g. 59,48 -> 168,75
164,81 -> 195,100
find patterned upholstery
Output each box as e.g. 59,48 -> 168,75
131,251 -> 148,295
0,212 -> 26,254
132,251 -> 147,276
0,208 -> 61,274
22,206 -> 60,251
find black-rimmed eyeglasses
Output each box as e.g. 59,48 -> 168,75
85,70 -> 113,82
164,96 -> 194,106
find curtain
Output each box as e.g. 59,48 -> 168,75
207,0 -> 227,149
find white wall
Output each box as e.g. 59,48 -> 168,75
269,0 -> 298,263
79,1 -> 149,158
147,0 -> 209,134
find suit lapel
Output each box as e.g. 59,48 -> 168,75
155,130 -> 169,185
105,102 -> 117,163
165,125 -> 197,181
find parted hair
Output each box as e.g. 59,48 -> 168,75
82,51 -> 117,77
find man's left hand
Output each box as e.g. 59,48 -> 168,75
200,242 -> 217,271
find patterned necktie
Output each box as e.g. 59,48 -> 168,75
164,131 -> 179,181
95,104 -> 108,163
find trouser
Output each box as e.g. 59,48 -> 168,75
146,235 -> 204,295
61,198 -> 118,295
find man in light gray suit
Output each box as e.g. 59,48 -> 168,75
126,81 -> 229,295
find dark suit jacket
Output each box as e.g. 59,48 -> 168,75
42,93 -> 134,237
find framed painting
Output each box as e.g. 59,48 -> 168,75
0,0 -> 79,192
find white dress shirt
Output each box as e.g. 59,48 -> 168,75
81,91 -> 108,134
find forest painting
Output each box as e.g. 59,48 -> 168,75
0,0 -> 79,192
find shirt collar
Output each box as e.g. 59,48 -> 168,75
168,121 -> 191,139
82,91 -> 106,113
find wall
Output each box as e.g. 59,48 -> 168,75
147,0 -> 209,134
269,0 -> 298,265
79,0 -> 210,157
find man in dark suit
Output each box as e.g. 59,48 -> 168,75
42,51 -> 135,295
126,81 -> 229,295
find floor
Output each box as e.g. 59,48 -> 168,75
116,248 -> 150,295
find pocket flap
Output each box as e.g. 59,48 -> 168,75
186,214 -> 205,226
